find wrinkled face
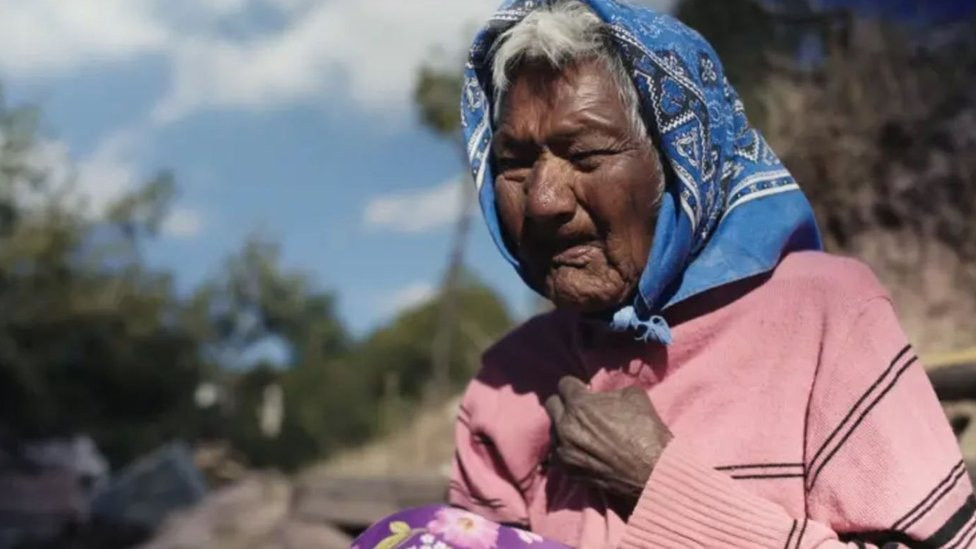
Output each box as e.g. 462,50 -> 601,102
492,59 -> 664,313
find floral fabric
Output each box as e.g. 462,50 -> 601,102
353,505 -> 569,549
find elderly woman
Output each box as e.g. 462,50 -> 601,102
356,1 -> 973,548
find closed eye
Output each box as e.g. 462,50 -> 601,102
568,149 -> 618,169
569,149 -> 617,161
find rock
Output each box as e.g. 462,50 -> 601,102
92,442 -> 207,529
139,473 -> 352,549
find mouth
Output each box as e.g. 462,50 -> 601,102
551,241 -> 602,268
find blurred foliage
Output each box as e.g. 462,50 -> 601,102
208,266 -> 511,471
0,86 -> 514,472
0,91 -> 204,467
351,274 -> 512,403
414,65 -> 464,137
184,238 -> 359,470
186,237 -> 348,364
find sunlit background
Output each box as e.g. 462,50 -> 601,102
1,0 -> 975,547
0,0 -> 544,337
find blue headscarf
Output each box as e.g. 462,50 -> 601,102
461,0 -> 822,344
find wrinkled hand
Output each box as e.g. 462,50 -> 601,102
544,376 -> 672,502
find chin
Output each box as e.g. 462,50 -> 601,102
529,263 -> 636,313
546,281 -> 630,314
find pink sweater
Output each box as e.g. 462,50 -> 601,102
449,252 -> 974,548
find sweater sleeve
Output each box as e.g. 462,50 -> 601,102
448,399 -> 531,526
621,297 -> 974,548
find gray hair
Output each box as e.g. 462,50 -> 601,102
490,0 -> 648,143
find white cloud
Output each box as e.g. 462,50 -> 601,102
0,0 -> 677,122
77,129 -> 207,238
0,0 -> 499,122
153,0 -> 500,123
27,139 -> 74,194
0,0 -> 167,77
14,133 -> 136,221
14,131 -> 139,216
161,207 -> 204,238
363,178 -> 465,234
382,282 -> 437,317
75,128 -> 145,215
15,127 -> 206,239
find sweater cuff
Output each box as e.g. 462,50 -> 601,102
621,438 -> 798,548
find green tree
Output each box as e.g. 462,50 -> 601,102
0,90 -> 206,466
198,236 -> 514,468
351,273 -> 513,427
188,237 -> 347,365
190,236 -> 364,469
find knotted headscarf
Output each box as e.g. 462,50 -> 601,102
462,0 -> 822,343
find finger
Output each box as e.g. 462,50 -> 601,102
558,376 -> 588,402
544,393 -> 565,424
621,385 -> 653,410
558,450 -> 613,479
621,385 -> 647,399
555,444 -> 589,469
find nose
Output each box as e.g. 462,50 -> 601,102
524,153 -> 576,228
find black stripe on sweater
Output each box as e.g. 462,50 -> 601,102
893,460 -> 967,532
807,345 -> 916,490
715,462 -> 805,472
792,518 -> 808,549
784,520 -> 798,549
809,355 -> 917,489
923,495 -> 976,548
807,345 -> 911,472
716,462 -> 805,480
948,516 -> 976,549
730,473 -> 805,480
